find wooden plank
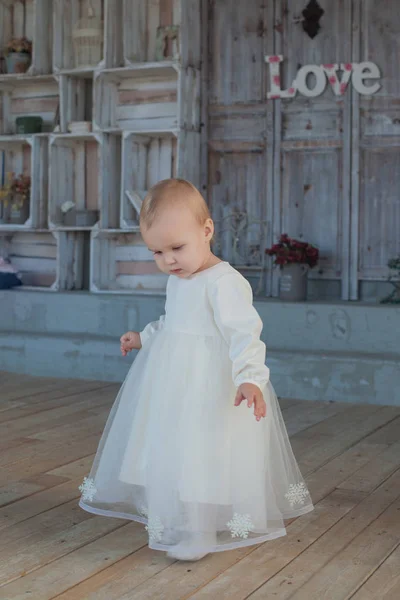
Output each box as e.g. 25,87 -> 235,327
200,0 -> 209,200
104,0 -> 123,68
0,501 -> 126,587
128,489 -> 364,600
282,400 -> 351,437
0,385 -> 115,447
123,0 -> 147,63
338,440 -> 400,494
243,469 -> 400,600
0,524 -> 150,600
85,140 -> 99,211
117,100 -> 177,120
115,273 -> 168,291
11,256 -> 56,272
0,374 -> 83,403
117,115 -> 178,131
276,494 -> 400,599
304,440 -> 389,506
0,471 -> 71,511
296,406 -> 400,474
117,261 -> 161,276
147,0 -> 161,62
0,382 -> 116,424
119,89 -> 177,104
350,543 -> 400,600
115,243 -> 152,261
0,458 -> 93,530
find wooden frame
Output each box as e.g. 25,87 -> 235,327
0,74 -> 59,135
93,63 -> 180,133
90,228 -> 167,293
0,229 -> 84,290
49,132 -> 121,230
53,0 -> 105,73
0,0 -> 203,292
58,72 -> 94,134
0,0 -> 53,76
120,130 -> 177,229
0,134 -> 48,229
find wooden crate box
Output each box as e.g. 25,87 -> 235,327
0,230 -> 84,290
93,63 -> 180,132
120,129 -> 201,229
120,131 -> 176,228
0,135 -> 48,229
59,72 -> 93,133
0,75 -> 59,135
90,229 -> 167,293
53,0 -> 122,72
0,0 -> 53,75
122,0 -> 200,66
49,132 -> 121,229
53,0 -> 104,72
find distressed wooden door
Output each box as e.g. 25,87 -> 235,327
270,0 -> 352,299
350,0 -> 400,299
206,0 -> 270,288
206,0 -> 399,300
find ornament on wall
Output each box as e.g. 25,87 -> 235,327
265,56 -> 381,99
213,209 -> 268,295
156,26 -> 180,61
302,0 -> 324,39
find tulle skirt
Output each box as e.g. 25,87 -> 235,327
79,329 -> 314,553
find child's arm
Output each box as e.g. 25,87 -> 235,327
120,316 -> 165,356
208,273 -> 270,420
121,277 -> 170,355
139,315 -> 166,346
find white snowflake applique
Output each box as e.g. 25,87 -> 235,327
145,516 -> 164,542
138,505 -> 149,518
227,513 -> 255,539
79,477 -> 97,502
285,482 -> 309,507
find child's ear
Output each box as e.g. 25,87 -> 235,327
204,218 -> 214,242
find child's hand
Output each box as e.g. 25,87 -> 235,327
234,383 -> 267,422
120,331 -> 141,356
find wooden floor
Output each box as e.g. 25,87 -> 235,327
0,373 -> 399,600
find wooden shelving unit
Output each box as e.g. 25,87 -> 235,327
0,0 -> 202,293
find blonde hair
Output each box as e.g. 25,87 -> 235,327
140,178 -> 211,230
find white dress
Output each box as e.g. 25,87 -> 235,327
79,261 -> 314,553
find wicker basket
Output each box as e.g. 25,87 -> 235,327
72,3 -> 103,68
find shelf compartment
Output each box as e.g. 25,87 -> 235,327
0,75 -> 59,135
120,131 -> 177,228
53,0 -> 105,72
49,132 -> 121,229
59,73 -> 94,133
94,63 -> 179,132
0,0 -> 53,75
0,229 -> 84,290
0,135 -> 48,229
90,229 -> 167,293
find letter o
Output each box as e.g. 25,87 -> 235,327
296,65 -> 326,97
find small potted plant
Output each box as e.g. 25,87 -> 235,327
4,37 -> 32,74
265,233 -> 319,301
0,172 -> 31,224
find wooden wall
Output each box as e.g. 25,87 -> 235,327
206,0 -> 400,300
0,0 -> 398,300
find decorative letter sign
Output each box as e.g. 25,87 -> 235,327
295,65 -> 326,97
265,56 -> 381,99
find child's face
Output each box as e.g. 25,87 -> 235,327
142,205 -> 214,277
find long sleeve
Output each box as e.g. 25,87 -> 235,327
208,273 -> 270,389
139,315 -> 165,346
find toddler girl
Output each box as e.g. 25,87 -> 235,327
79,178 -> 313,561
